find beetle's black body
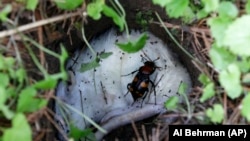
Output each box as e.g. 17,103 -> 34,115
124,60 -> 159,106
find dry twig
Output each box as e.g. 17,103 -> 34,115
0,12 -> 81,38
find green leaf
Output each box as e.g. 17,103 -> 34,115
236,57 -> 250,73
197,9 -> 209,19
164,96 -> 179,110
246,0 -> 250,14
0,4 -> 12,22
209,43 -> 236,71
0,73 -> 9,87
198,73 -> 211,85
0,55 -> 4,69
17,87 -> 48,113
219,64 -> 242,99
0,86 -> 6,108
1,106 -> 14,119
4,57 -> 15,69
0,87 -> 13,119
26,0 -> 38,10
59,45 -> 69,81
99,52 -> 113,59
6,87 -> 16,98
165,0 -> 189,18
116,33 -> 148,53
178,82 -> 187,95
218,1 -> 238,19
3,113 -> 32,141
201,0 -> 219,12
80,58 -> 100,72
182,6 -> 195,23
135,11 -> 153,28
208,17 -> 232,46
200,82 -> 215,103
87,1 -> 104,20
152,0 -> 172,7
242,73 -> 250,85
15,68 -> 26,83
33,76 -> 58,90
55,0 -> 84,10
241,93 -> 250,121
69,125 -> 95,140
102,4 -> 124,31
206,104 -> 224,124
79,52 -> 112,72
223,15 -> 250,56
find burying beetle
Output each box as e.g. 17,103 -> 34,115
123,53 -> 160,107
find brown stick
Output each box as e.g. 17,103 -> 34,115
0,12 -> 80,38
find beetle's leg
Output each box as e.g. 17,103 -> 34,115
140,88 -> 149,108
124,91 -> 129,97
121,70 -> 138,76
149,80 -> 156,105
131,100 -> 136,106
124,83 -> 131,97
127,83 -> 131,90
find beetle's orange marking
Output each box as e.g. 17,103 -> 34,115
140,81 -> 148,88
133,77 -> 138,82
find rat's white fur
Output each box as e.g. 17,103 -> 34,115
55,29 -> 192,140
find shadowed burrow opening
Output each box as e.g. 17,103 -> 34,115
52,0 -> 201,140
62,0 -> 200,86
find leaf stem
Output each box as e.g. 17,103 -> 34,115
155,12 -> 203,66
63,100 -> 107,133
24,43 -> 48,77
178,82 -> 192,120
114,0 -> 129,39
110,0 -> 122,17
181,88 -> 192,120
81,27 -> 96,59
23,35 -> 60,58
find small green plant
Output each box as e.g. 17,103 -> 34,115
80,0 -> 150,72
86,0 -> 148,53
205,104 -> 224,124
55,0 -> 84,10
116,33 -> 148,53
154,0 -> 250,123
14,0 -> 39,10
80,51 -> 113,72
152,0 -> 195,23
0,54 -> 35,141
165,82 -> 192,119
2,114 -> 32,141
0,4 -> 12,22
0,34 -> 68,141
135,10 -> 154,30
198,74 -> 215,103
241,93 -> 250,121
79,26 -> 113,72
69,125 -> 95,140
56,98 -> 106,140
164,96 -> 179,110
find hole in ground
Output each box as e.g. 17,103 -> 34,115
49,0 -> 201,140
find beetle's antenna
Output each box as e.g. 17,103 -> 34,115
152,57 -> 160,62
141,50 -> 152,61
141,50 -> 160,63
